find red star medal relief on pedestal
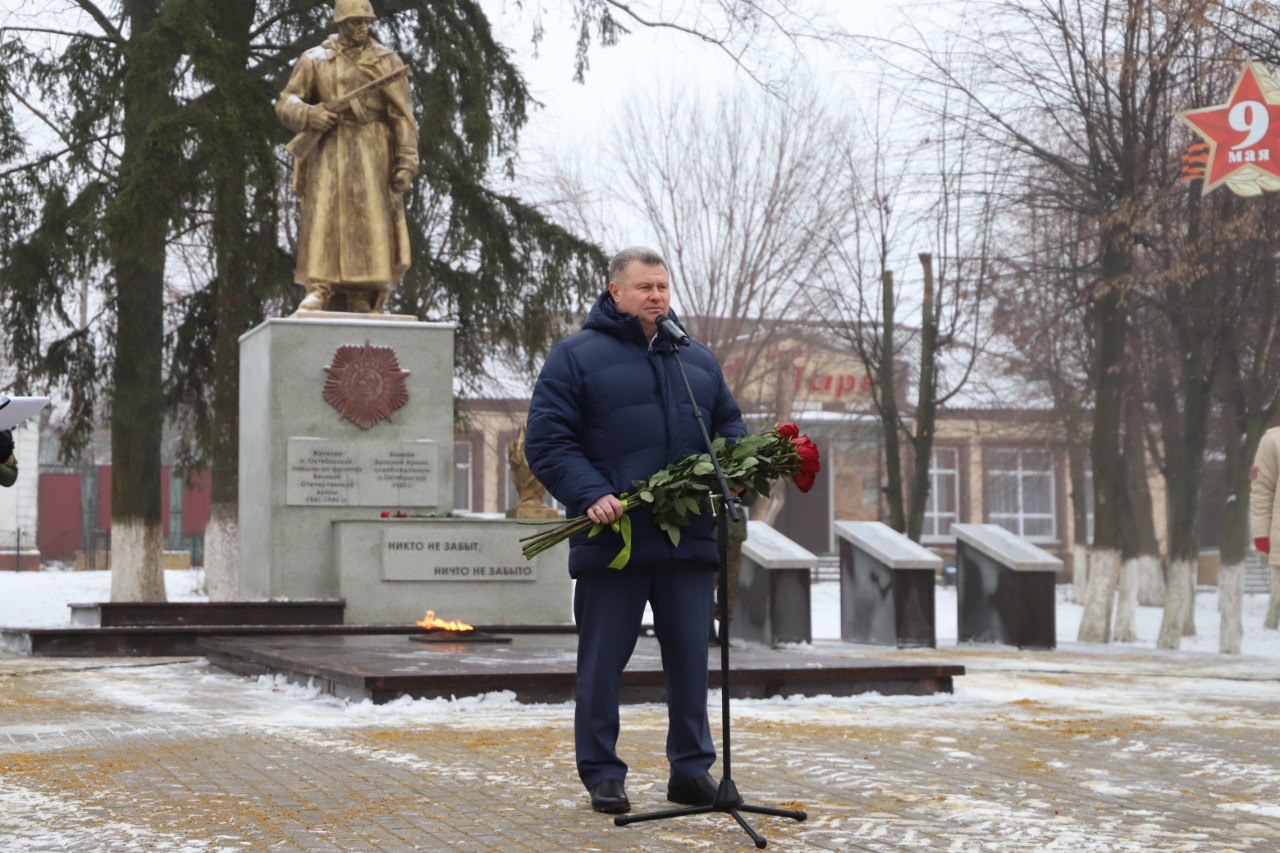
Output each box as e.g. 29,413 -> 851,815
1179,61 -> 1280,197
323,341 -> 410,430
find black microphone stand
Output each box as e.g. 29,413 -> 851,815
615,321 -> 806,848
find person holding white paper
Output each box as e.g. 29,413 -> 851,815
0,395 -> 50,488
0,429 -> 15,488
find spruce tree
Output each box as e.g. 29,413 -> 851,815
1,1 -> 606,599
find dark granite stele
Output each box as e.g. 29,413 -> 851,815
198,633 -> 966,704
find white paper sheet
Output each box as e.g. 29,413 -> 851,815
0,396 -> 51,432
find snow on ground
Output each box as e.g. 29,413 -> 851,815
1,566 -> 1277,659
0,567 -> 207,627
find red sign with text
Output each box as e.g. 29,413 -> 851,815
1179,61 -> 1280,197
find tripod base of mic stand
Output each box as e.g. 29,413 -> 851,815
614,778 -> 806,849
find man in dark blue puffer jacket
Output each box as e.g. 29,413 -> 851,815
526,247 -> 746,815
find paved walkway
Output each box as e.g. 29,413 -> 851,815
1,643 -> 1278,851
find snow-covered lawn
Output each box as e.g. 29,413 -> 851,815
2,566 -> 1276,658
0,567 -> 207,628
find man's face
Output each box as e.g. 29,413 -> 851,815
339,17 -> 372,46
609,261 -> 671,337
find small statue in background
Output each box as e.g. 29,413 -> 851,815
506,424 -> 559,519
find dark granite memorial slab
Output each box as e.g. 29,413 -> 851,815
836,521 -> 941,649
840,539 -> 938,648
199,633 -> 965,704
953,524 -> 1060,650
733,521 -> 816,646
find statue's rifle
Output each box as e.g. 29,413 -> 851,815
285,64 -> 409,161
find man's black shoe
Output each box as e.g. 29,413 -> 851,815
589,778 -> 630,814
667,774 -> 718,805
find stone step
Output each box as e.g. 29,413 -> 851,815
1244,560 -> 1272,595
814,554 -> 839,582
69,600 -> 347,628
201,633 -> 966,705
0,623 -> 577,658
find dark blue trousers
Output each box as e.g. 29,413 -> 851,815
573,561 -> 717,790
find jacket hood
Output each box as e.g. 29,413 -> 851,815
582,289 -> 685,346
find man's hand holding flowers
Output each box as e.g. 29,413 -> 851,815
521,422 -> 821,567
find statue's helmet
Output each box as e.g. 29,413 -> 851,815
334,0 -> 376,23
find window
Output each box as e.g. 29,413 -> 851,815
1083,465 -> 1094,546
923,447 -> 960,539
504,463 -> 520,513
453,440 -> 473,511
167,468 -> 184,549
985,448 -> 1056,540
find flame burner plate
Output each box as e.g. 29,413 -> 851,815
410,630 -> 512,644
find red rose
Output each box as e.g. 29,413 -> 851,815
776,422 -> 800,439
792,472 -> 816,493
793,434 -> 821,475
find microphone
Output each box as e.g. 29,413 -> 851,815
655,314 -> 691,347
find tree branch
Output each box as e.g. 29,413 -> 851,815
70,0 -> 123,43
0,133 -> 119,179
1,81 -> 119,181
1,25 -> 116,43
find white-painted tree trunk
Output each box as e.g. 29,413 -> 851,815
1135,558 -> 1165,607
110,520 -> 166,602
1265,567 -> 1280,630
1157,558 -> 1195,649
1071,548 -> 1088,604
1113,557 -> 1146,643
203,502 -> 239,601
1219,562 -> 1244,655
1182,560 -> 1197,637
1077,548 -> 1119,643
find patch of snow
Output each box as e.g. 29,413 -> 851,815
0,568 -> 206,627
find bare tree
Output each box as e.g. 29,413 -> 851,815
908,0 -> 1209,642
1209,195 -> 1280,642
609,85 -> 852,391
989,204 -> 1097,601
815,80 -> 998,540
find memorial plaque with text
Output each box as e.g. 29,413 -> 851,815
286,440 -> 361,505
382,524 -> 536,582
287,438 -> 439,506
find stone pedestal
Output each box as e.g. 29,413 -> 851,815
238,316 -> 455,601
333,518 -> 571,625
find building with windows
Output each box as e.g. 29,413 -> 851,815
923,411 -> 1089,561
36,426 -> 211,569
28,326 -> 1209,574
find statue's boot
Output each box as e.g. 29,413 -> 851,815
347,289 -> 374,313
298,281 -> 333,312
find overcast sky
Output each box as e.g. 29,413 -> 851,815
472,0 -> 937,278
481,0 -> 918,149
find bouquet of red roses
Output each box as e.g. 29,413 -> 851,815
520,422 -> 821,568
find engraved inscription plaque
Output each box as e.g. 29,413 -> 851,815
382,523 -> 537,582
287,438 -> 439,506
286,440 -> 361,505
363,443 -> 437,505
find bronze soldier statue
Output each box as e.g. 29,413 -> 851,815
276,0 -> 419,313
